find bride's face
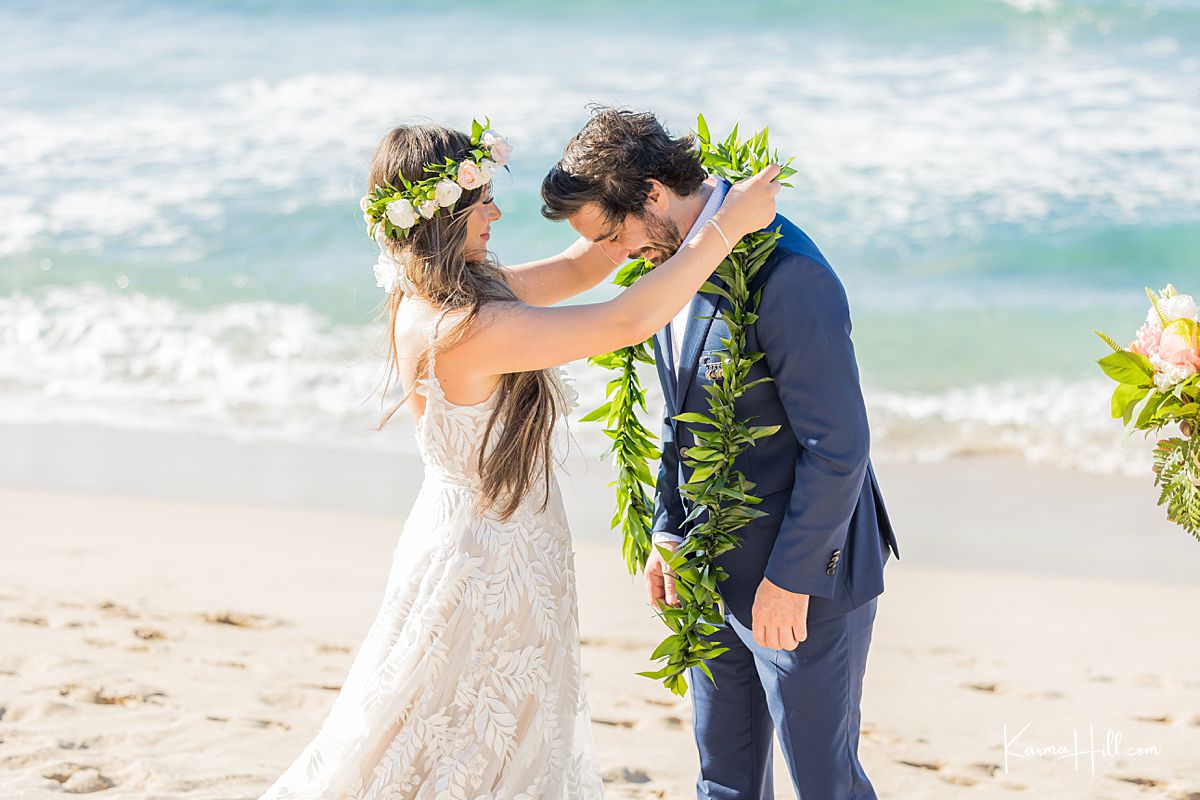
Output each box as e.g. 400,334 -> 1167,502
464,190 -> 501,261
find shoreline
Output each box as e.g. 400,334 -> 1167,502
1,420 -> 1196,584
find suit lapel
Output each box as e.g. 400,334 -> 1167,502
652,328 -> 678,414
676,281 -> 722,410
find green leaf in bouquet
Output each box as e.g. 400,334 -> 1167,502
1152,428 -> 1200,541
1097,351 -> 1154,386
1134,391 -> 1168,429
1111,383 -> 1148,421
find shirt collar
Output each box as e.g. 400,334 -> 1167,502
680,177 -> 728,245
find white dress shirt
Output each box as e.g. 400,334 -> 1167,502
667,178 -> 728,377
654,178 -> 728,547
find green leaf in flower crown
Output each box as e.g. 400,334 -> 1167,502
1097,351 -> 1154,386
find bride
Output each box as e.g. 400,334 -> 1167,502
258,121 -> 780,800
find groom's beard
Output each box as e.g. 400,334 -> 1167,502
634,211 -> 683,266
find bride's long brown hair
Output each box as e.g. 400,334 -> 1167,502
369,124 -> 563,519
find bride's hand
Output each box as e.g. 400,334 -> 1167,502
712,164 -> 783,241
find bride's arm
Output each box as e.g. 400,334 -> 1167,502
444,166 -> 781,375
501,236 -> 622,306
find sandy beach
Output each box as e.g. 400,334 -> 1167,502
1,425 -> 1198,799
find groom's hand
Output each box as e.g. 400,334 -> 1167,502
752,578 -> 810,651
644,541 -> 680,609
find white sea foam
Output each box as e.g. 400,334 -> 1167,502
0,25 -> 1197,260
0,287 -> 1155,475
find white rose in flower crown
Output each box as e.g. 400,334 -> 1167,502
417,199 -> 438,219
482,130 -> 513,166
434,179 -> 463,208
385,198 -> 417,229
373,252 -> 404,294
456,161 -> 485,190
477,158 -> 497,181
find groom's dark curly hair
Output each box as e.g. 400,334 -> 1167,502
541,107 -> 707,230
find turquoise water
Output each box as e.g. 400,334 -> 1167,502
2,0 -> 1197,471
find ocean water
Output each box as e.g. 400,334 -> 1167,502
2,0 -> 1198,474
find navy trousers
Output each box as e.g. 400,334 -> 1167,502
690,597 -> 878,800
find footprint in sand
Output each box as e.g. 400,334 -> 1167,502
203,611 -> 281,629
962,681 -> 1000,694
58,681 -> 166,706
247,718 -> 292,731
43,763 -> 115,794
1133,713 -> 1173,725
939,774 -> 978,787
57,738 -> 95,751
316,643 -> 352,654
96,601 -> 138,619
969,762 -> 1002,777
602,767 -> 652,784
133,627 -> 168,641
644,697 -> 680,708
1115,776 -> 1165,789
580,637 -> 645,653
593,718 -> 637,729
897,759 -> 943,772
9,615 -> 48,626
259,690 -> 310,710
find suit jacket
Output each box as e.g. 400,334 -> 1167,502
651,213 -> 900,627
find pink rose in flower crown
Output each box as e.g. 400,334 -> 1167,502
481,129 -> 513,166
455,161 -> 485,190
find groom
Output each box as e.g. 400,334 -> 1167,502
542,108 -> 900,799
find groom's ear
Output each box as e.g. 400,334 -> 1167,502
644,179 -> 669,212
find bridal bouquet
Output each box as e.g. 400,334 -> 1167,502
1096,285 -> 1200,539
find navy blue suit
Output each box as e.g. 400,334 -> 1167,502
651,212 -> 899,799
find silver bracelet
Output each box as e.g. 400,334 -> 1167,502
708,218 -> 733,253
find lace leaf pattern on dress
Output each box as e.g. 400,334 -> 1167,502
258,313 -> 603,800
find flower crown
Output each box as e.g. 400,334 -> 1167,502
361,118 -> 511,245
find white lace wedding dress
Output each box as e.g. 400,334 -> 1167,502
259,318 -> 604,800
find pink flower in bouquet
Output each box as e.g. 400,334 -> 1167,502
1159,323 -> 1200,369
1130,321 -> 1162,358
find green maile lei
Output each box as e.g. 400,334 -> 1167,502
1096,287 -> 1200,540
583,116 -> 797,695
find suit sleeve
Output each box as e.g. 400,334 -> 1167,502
755,254 -> 870,598
650,400 -> 686,544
